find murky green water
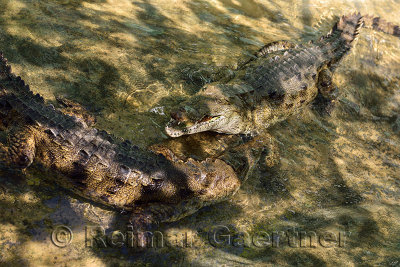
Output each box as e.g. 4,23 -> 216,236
0,0 -> 400,266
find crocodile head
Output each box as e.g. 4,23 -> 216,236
165,91 -> 246,137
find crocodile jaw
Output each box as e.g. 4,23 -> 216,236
165,115 -> 228,137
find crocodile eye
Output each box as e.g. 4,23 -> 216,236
151,171 -> 164,181
21,155 -> 29,163
320,81 -> 331,87
18,155 -> 31,168
171,110 -> 184,121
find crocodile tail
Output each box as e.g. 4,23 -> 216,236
326,12 -> 363,47
322,13 -> 400,46
0,51 -> 43,101
0,51 -> 14,80
317,13 -> 363,69
0,52 -> 75,128
362,15 -> 400,37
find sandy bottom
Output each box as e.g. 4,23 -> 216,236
0,0 -> 399,266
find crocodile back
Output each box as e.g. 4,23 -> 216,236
0,52 -> 191,210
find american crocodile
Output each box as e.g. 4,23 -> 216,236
0,53 -> 270,246
165,13 -> 400,137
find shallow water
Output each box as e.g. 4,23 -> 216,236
0,0 -> 400,266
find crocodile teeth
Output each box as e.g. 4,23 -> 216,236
165,116 -> 226,137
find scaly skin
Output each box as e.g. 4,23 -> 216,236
0,53 -> 270,246
165,13 -> 400,137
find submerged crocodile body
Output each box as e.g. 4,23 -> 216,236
165,13 -> 400,137
0,53 -> 267,245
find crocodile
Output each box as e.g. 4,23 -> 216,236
0,53 -> 270,246
165,13 -> 400,137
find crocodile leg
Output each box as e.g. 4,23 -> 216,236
56,96 -> 96,127
313,68 -> 339,115
317,69 -> 339,100
129,198 -> 223,247
183,65 -> 236,87
129,174 -> 242,247
130,134 -> 278,247
0,126 -> 36,169
259,133 -> 280,168
129,154 -> 244,247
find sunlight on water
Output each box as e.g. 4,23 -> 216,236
0,0 -> 399,265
